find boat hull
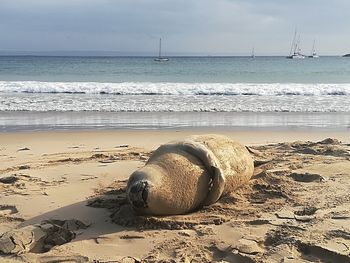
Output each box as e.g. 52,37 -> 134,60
286,54 -> 306,59
154,58 -> 169,62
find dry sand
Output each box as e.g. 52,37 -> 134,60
0,129 -> 349,263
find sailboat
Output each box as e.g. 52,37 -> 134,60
251,47 -> 255,58
154,38 -> 169,62
308,39 -> 319,58
286,29 -> 305,59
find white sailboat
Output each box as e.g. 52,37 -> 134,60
154,38 -> 169,62
251,47 -> 255,58
308,39 -> 319,58
286,29 -> 305,59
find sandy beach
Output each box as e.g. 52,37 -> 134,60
0,129 -> 349,262
2,0 -> 350,261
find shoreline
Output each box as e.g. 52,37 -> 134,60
1,111 -> 349,132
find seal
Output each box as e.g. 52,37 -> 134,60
127,134 -> 254,215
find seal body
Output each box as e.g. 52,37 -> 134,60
127,134 -> 254,215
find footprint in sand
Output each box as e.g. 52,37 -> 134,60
289,172 -> 325,183
17,147 -> 30,152
0,205 -> 18,216
294,206 -> 318,222
0,219 -> 90,254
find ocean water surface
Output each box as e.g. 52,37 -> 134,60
0,56 -> 349,130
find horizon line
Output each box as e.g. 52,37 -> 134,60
0,51 -> 347,57
0,50 -> 348,57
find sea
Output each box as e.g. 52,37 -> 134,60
0,55 -> 349,131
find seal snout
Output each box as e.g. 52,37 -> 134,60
128,181 -> 149,209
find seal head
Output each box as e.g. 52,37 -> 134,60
127,180 -> 149,209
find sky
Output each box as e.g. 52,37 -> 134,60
0,0 -> 349,55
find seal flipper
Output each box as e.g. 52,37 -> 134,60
158,140 -> 226,206
202,165 -> 226,205
179,140 -> 226,205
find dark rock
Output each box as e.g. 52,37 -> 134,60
116,144 -> 129,148
0,175 -> 18,184
18,165 -> 30,170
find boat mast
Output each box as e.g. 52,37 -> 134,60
311,39 -> 315,55
158,38 -> 162,58
289,29 -> 297,56
294,33 -> 301,54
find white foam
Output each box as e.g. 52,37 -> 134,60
1,81 -> 350,96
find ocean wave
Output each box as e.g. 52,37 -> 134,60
0,81 -> 350,96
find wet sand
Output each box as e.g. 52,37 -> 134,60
1,111 -> 350,132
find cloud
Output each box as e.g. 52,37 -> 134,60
0,0 -> 349,54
